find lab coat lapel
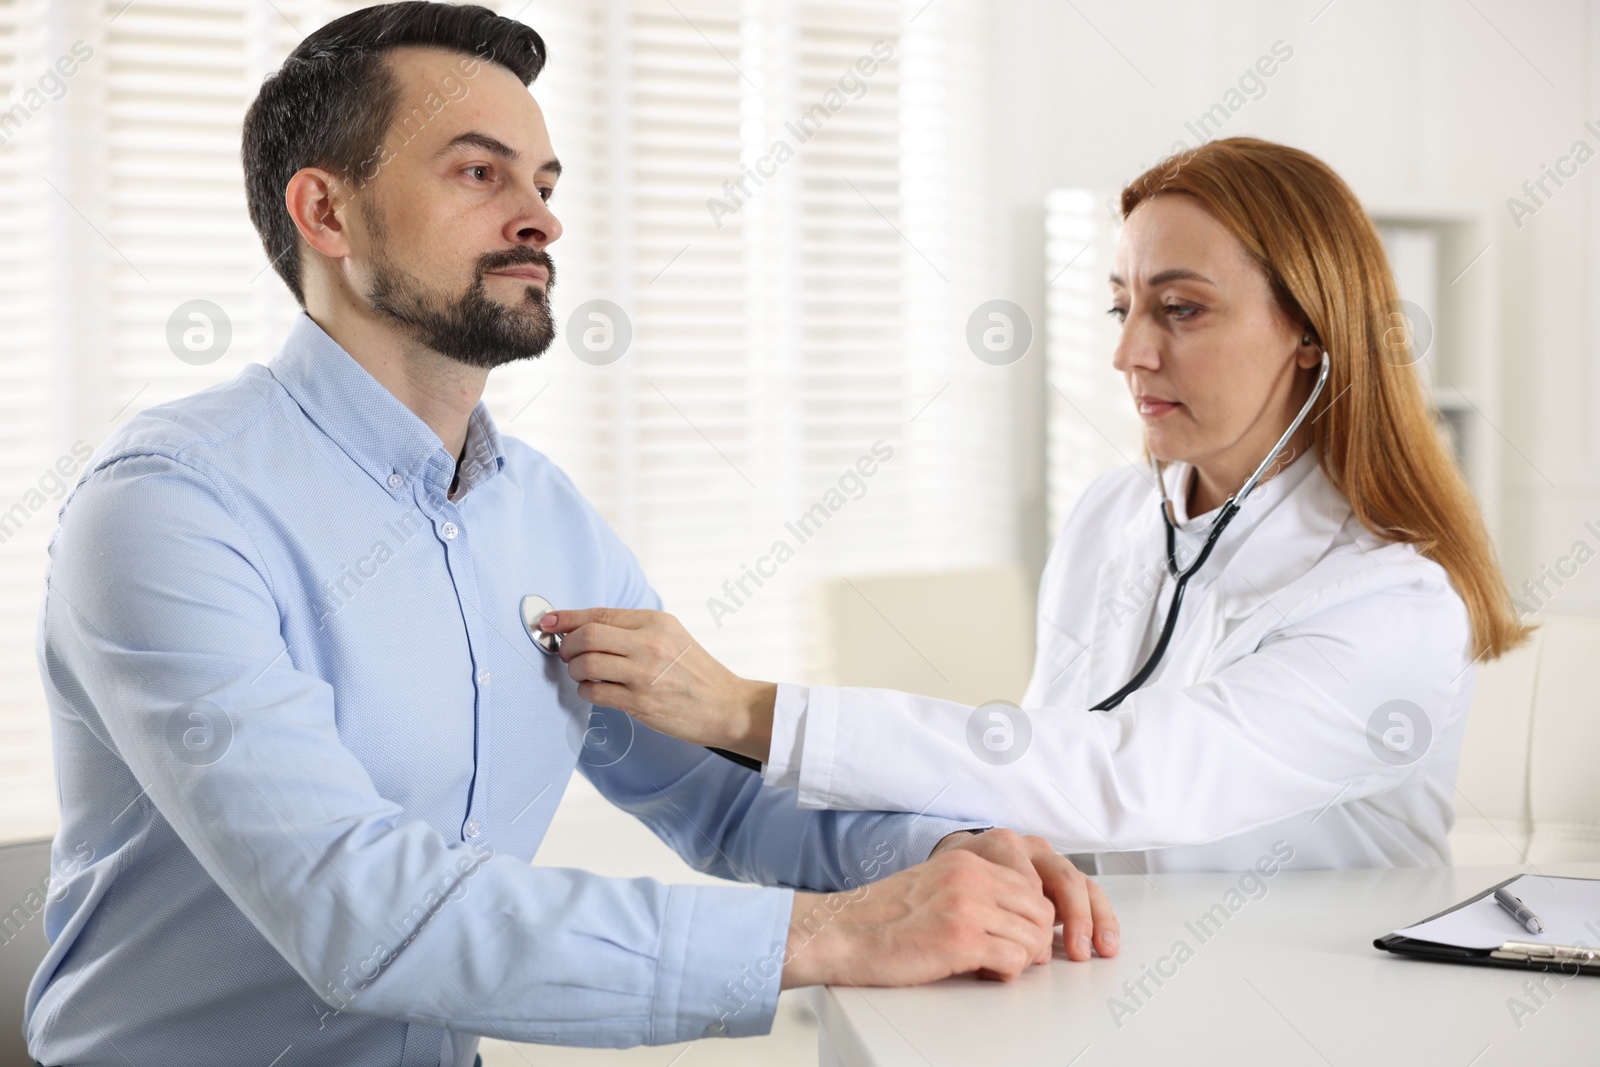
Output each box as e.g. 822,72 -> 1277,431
1213,461 -> 1350,623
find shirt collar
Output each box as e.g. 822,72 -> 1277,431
268,311 -> 506,503
450,403 -> 507,502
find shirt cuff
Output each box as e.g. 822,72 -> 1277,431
894,818 -> 996,866
653,883 -> 795,1042
761,683 -> 809,790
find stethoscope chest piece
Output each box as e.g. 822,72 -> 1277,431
519,591 -> 765,774
520,594 -> 562,654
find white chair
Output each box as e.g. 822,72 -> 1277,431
817,565 -> 1035,706
1449,614 -> 1600,865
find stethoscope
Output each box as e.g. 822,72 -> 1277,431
1090,346 -> 1331,712
519,594 -> 765,772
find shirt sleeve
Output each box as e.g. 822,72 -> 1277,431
40,451 -> 791,1046
759,565 -> 1472,853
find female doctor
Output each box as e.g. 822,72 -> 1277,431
541,137 -> 1528,893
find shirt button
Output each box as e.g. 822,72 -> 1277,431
386,473 -> 404,489
464,820 -> 482,839
440,521 -> 459,540
476,668 -> 490,685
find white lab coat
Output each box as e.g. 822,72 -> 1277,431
762,450 -> 1475,872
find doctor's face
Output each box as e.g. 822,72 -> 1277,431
1109,194 -> 1318,488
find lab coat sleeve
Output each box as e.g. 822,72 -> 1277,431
566,481 -> 990,893
40,451 -> 797,1046
767,563 -> 1472,853
759,682 -> 808,789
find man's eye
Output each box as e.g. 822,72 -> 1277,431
465,165 -> 491,182
538,186 -> 553,202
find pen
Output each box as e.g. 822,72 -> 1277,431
1494,887 -> 1544,935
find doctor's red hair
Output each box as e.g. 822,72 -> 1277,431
1120,136 -> 1529,662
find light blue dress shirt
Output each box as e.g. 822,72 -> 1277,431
24,312 -> 984,1067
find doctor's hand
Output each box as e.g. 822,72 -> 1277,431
929,828 -> 1119,962
538,607 -> 775,761
780,848 -> 1060,990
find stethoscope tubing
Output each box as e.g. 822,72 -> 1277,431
1089,497 -> 1239,711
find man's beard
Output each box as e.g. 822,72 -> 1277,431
363,208 -> 557,370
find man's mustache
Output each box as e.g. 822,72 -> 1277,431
478,248 -> 556,289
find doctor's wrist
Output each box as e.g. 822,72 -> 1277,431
722,679 -> 776,764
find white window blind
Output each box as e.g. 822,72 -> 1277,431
0,0 -> 55,839
100,0 -> 329,417
1,0 -> 1009,842
1043,188 -> 1141,538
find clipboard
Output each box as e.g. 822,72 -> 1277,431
1374,875 -> 1600,977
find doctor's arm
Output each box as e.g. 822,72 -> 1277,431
544,604 -> 1119,956
542,569 -> 1468,854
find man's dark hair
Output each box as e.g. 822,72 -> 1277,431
242,2 -> 545,306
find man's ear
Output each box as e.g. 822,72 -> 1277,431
284,167 -> 355,262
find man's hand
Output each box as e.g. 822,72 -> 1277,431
539,607 -> 775,761
929,828 -> 1119,961
780,849 -> 1061,989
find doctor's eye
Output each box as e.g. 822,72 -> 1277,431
1105,306 -> 1127,323
1164,303 -> 1199,319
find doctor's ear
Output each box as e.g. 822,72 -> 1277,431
1295,330 -> 1322,368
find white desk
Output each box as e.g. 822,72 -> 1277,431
812,863 -> 1600,1066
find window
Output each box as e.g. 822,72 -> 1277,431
0,0 -> 56,839
1043,188 -> 1141,538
